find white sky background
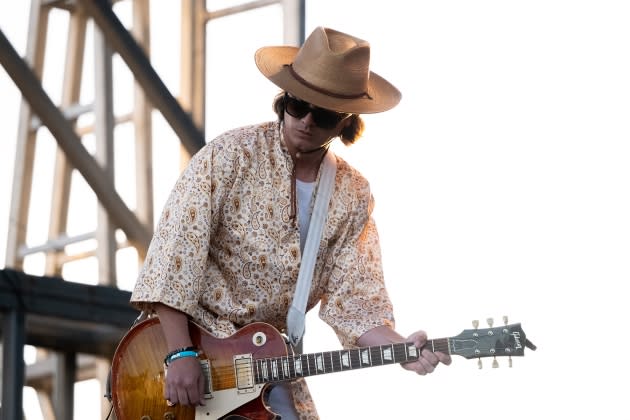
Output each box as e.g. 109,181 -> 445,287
1,1 -> 630,419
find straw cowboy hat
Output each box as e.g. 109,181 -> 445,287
255,26 -> 401,114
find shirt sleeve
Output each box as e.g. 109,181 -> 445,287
130,143 -> 221,319
318,189 -> 396,348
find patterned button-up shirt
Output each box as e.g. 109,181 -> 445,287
131,121 -> 395,418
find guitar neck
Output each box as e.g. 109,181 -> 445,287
252,338 -> 450,383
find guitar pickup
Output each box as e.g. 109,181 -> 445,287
233,354 -> 255,394
200,358 -> 214,399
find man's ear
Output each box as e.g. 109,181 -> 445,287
340,116 -> 353,130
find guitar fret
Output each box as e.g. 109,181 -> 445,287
268,359 -> 274,380
401,342 -> 409,361
262,359 -> 270,381
315,353 -> 325,373
370,345 -> 382,365
322,352 -> 328,372
395,344 -> 405,362
292,355 -> 301,377
360,347 -> 371,366
275,357 -> 281,380
254,359 -> 260,383
434,338 -> 450,354
348,350 -> 356,369
307,353 -> 317,375
345,349 -> 355,368
303,354 -> 310,376
407,343 -> 418,360
288,355 -> 296,378
393,343 -> 408,363
331,350 -> 341,371
339,350 -> 348,369
351,348 -> 361,368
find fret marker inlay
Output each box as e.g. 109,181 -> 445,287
262,361 -> 268,380
341,352 -> 350,367
408,345 -> 418,357
316,355 -> 324,372
282,359 -> 289,376
361,349 -> 370,365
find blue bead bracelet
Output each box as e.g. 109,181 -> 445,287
164,346 -> 199,366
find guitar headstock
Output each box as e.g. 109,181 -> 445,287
450,317 -> 536,366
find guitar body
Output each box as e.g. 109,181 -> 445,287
110,317 -> 289,420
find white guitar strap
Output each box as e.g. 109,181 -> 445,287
286,150 -> 337,348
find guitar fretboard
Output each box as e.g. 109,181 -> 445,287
253,338 -> 450,383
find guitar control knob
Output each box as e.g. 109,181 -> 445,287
252,332 -> 267,346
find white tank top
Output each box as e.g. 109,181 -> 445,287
296,179 -> 315,252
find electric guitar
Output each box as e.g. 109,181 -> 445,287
110,317 -> 536,420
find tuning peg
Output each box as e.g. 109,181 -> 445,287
477,358 -> 482,369
508,356 -> 513,368
492,357 -> 499,368
503,315 -> 509,325
472,320 -> 479,329
487,317 -> 494,327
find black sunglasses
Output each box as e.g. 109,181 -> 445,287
283,93 -> 350,129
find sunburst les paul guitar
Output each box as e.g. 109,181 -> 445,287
110,317 -> 536,420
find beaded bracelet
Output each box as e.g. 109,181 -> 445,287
164,346 -> 199,366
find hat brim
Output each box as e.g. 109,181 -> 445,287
255,46 -> 401,114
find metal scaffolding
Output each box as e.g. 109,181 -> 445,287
0,0 -> 304,418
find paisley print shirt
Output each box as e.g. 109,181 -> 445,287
131,121 -> 395,418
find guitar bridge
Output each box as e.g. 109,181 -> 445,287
233,354 -> 255,394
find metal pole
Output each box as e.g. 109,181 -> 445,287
1,310 -> 26,420
81,0 -> 206,156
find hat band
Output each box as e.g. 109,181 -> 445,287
286,64 -> 372,100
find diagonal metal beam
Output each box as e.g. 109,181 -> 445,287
0,28 -> 152,252
81,0 -> 206,156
